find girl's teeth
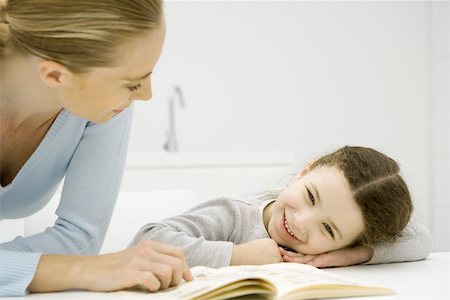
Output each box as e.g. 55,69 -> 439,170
284,218 -> 295,236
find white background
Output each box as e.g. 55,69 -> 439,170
127,1 -> 449,250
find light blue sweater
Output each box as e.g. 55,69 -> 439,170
0,107 -> 132,296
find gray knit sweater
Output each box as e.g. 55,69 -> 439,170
130,197 -> 433,268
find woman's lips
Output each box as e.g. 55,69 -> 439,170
113,104 -> 131,113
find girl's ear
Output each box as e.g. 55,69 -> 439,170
293,160 -> 316,181
38,60 -> 72,88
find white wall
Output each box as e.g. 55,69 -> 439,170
430,0 -> 449,251
128,1 -> 448,249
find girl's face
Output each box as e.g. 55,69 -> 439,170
265,165 -> 364,255
57,23 -> 166,123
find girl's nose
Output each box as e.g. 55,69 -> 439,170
292,211 -> 313,243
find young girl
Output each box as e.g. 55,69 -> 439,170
130,146 -> 433,268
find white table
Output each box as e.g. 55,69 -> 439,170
326,251 -> 449,300
6,252 -> 449,299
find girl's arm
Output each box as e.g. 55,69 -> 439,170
131,198 -> 284,268
366,217 -> 433,264
130,198 -> 245,268
280,217 -> 433,268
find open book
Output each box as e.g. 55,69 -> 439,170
117,263 -> 395,300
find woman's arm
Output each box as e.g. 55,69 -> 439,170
0,241 -> 192,296
28,241 -> 192,293
0,108 -> 135,296
0,251 -> 42,296
1,108 -> 132,256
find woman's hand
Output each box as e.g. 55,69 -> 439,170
29,240 -> 193,293
279,245 -> 374,268
231,238 -> 283,266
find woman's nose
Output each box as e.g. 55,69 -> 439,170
132,78 -> 152,101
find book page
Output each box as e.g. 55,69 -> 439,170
188,266 -> 275,299
210,263 -> 394,299
231,263 -> 361,297
116,263 -> 393,300
196,264 -> 354,294
123,265 -> 275,299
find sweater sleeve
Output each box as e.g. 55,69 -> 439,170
0,108 -> 132,296
129,198 -> 237,268
0,251 -> 42,297
366,216 -> 434,264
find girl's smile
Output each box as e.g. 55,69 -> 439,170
264,165 -> 365,255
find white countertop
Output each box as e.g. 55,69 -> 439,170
6,252 -> 449,299
126,152 -> 295,169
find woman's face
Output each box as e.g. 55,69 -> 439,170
58,23 -> 166,123
265,165 -> 364,255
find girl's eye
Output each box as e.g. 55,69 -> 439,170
307,188 -> 315,205
127,83 -> 142,92
323,223 -> 335,239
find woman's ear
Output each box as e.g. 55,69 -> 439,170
38,60 -> 72,88
293,160 -> 316,181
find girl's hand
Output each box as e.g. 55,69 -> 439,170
279,245 -> 374,268
231,238 -> 283,266
278,247 -> 319,264
80,240 -> 193,292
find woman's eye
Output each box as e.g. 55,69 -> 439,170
127,83 -> 142,92
307,188 -> 315,205
323,223 -> 335,239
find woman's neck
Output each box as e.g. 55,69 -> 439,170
0,52 -> 63,127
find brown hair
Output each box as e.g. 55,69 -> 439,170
0,0 -> 163,72
309,146 -> 413,245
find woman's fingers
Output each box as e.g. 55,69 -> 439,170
78,240 -> 192,292
149,255 -> 183,287
147,241 -> 193,284
182,263 -> 194,282
145,262 -> 173,290
135,241 -> 192,288
139,271 -> 161,292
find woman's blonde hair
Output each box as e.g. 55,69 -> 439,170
0,0 -> 163,72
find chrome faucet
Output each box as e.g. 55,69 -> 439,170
163,85 -> 184,152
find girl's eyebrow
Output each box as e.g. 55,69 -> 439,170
311,182 -> 343,240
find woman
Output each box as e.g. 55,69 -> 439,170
131,146 -> 433,268
0,0 -> 192,296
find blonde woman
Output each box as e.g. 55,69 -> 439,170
0,0 -> 193,296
